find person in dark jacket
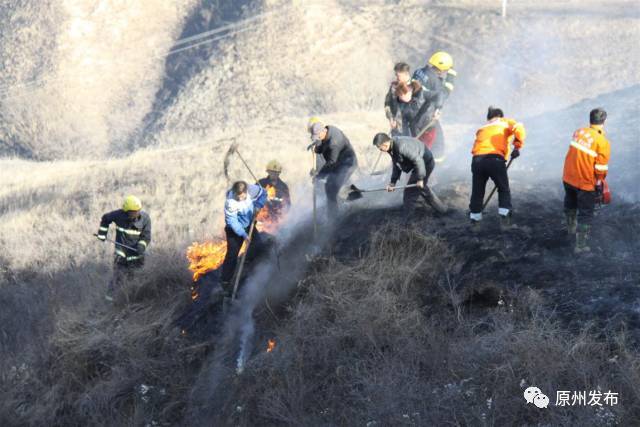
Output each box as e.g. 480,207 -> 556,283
372,133 -> 447,216
394,80 -> 435,138
257,159 -> 291,223
96,195 -> 151,301
220,181 -> 267,295
412,51 -> 456,162
308,120 -> 358,213
384,62 -> 412,136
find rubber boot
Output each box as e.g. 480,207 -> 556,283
499,213 -> 512,231
575,224 -> 591,253
565,209 -> 577,235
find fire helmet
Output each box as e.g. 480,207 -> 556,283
123,195 -> 142,212
266,159 -> 283,173
428,51 -> 453,71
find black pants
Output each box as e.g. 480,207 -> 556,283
404,156 -> 436,210
220,226 -> 264,289
110,257 -> 144,293
564,182 -> 595,226
324,159 -> 357,210
469,155 -> 511,214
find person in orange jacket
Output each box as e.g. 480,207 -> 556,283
469,106 -> 526,229
562,108 -> 611,253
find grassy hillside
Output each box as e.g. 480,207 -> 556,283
1,1 -> 639,425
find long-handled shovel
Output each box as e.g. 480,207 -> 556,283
312,151 -> 318,238
224,142 -> 259,183
346,183 -> 418,201
231,218 -> 257,300
93,234 -> 139,253
481,157 -> 515,211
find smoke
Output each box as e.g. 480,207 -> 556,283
185,182 -> 335,422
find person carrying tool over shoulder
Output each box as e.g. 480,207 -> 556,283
220,181 -> 267,296
412,51 -> 457,162
96,195 -> 151,301
307,118 -> 358,214
372,132 -> 447,218
258,159 -> 291,222
384,62 -> 412,136
468,107 -> 525,229
562,108 -> 611,253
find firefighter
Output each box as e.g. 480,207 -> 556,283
307,119 -> 358,213
412,51 -> 457,162
220,181 -> 267,295
468,107 -> 526,229
96,195 -> 151,301
562,108 -> 611,253
258,159 -> 291,222
372,132 -> 447,216
384,62 -> 412,136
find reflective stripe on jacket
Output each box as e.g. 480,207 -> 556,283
562,125 -> 610,191
471,117 -> 526,159
98,209 -> 151,261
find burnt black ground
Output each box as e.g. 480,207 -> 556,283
332,187 -> 640,346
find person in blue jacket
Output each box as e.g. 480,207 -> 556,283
220,180 -> 267,294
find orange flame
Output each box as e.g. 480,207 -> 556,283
256,185 -> 281,234
266,339 -> 276,353
185,185 -> 284,287
186,240 -> 247,283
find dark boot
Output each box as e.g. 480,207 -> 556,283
575,224 -> 591,253
499,212 -> 513,230
565,209 -> 577,235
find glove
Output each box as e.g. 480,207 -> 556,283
96,233 -> 106,242
136,242 -> 146,254
595,180 -> 603,195
510,149 -> 520,159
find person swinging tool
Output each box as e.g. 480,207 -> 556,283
562,108 -> 611,253
468,106 -> 526,230
307,118 -> 358,216
372,132 -> 447,218
220,181 -> 267,297
96,195 -> 151,301
258,159 -> 291,222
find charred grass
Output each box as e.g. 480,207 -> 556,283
1,223 -> 639,426
227,223 -> 640,426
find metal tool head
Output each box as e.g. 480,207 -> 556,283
346,184 -> 364,202
223,141 -> 239,181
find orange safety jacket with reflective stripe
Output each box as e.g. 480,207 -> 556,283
562,125 -> 610,191
471,117 -> 526,159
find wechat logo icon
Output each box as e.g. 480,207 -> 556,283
524,386 -> 549,409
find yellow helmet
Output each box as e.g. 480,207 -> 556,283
428,51 -> 453,71
307,116 -> 322,132
123,195 -> 142,212
266,159 -> 283,173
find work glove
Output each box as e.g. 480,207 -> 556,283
96,233 -> 106,242
510,149 -> 520,159
595,180 -> 603,195
136,242 -> 146,254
